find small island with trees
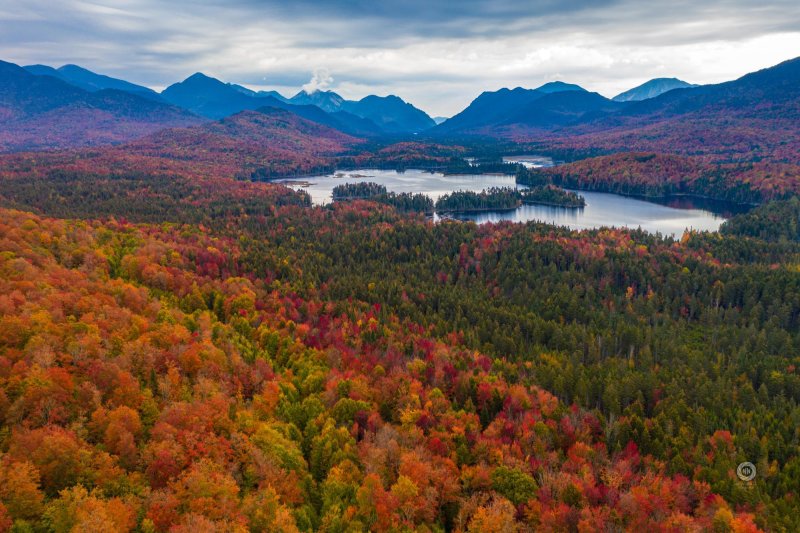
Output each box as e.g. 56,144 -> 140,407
434,187 -> 522,213
433,185 -> 585,214
520,185 -> 586,208
332,181 -> 434,213
332,181 -> 388,200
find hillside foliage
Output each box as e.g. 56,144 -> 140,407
0,169 -> 798,530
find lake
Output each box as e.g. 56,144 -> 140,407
502,154 -> 556,168
276,167 -> 740,237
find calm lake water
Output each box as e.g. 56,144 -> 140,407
503,154 -> 556,168
276,167 -> 739,238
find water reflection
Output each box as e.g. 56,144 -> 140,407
459,189 -> 729,236
502,155 -> 555,169
276,168 -> 740,238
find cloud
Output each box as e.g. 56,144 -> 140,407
301,68 -> 334,94
0,0 -> 799,115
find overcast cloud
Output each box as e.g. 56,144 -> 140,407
1,0 -> 799,115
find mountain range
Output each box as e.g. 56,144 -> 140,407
119,106 -> 360,179
431,82 -> 624,135
158,75 -> 383,136
23,63 -> 161,100
0,60 -> 201,152
19,62 -> 436,136
540,56 -> 800,161
160,74 -> 434,134
427,57 -> 800,162
288,90 -> 436,133
4,56 -> 800,163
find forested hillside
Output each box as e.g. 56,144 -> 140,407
0,61 -> 202,152
522,152 -> 800,204
0,167 -> 797,531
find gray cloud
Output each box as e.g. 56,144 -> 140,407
1,0 -> 799,115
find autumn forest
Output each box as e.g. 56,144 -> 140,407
0,37 -> 799,533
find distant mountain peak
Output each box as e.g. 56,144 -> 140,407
613,78 -> 697,102
184,72 -> 218,83
535,81 -> 586,93
58,64 -> 89,73
432,82 -> 615,135
342,94 -> 435,133
297,88 -> 340,96
12,62 -> 433,134
161,73 -> 265,119
290,89 -> 346,113
0,58 -> 200,152
22,62 -> 159,99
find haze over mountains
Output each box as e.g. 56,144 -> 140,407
13,59 -> 706,140
4,56 -> 800,160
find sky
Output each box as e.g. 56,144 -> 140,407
1,0 -> 799,116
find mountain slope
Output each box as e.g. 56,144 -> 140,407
0,59 -> 202,152
433,56 -> 800,165
229,83 -> 288,101
594,57 -> 800,126
0,106 -> 361,181
536,81 -> 586,94
432,81 -> 592,135
342,94 -> 436,133
250,97 -> 382,137
433,87 -> 543,134
131,107 -> 356,157
291,90 -> 436,133
548,56 -> 800,160
613,78 -> 697,102
162,75 -> 434,135
160,73 -> 272,119
24,63 -> 160,99
161,75 -> 385,136
21,64 -> 61,77
289,90 -> 345,112
499,90 -> 623,129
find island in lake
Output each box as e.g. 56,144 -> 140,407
520,185 -> 586,208
435,186 -> 585,214
332,182 -> 434,213
435,187 -> 522,213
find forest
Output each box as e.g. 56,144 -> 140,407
518,152 -> 800,205
5,23 -> 800,533
719,197 -> 800,241
332,183 -> 434,214
519,186 -> 586,207
0,163 -> 797,531
435,188 -> 522,213
332,183 -> 389,200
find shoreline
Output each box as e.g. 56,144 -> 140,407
522,200 -> 585,208
548,182 -> 760,208
435,203 -> 522,215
